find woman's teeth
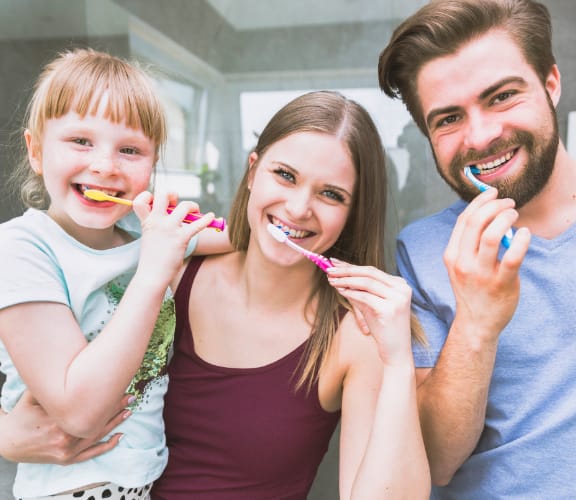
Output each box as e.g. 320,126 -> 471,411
271,217 -> 311,239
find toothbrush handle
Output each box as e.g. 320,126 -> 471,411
285,239 -> 332,272
165,206 -> 226,231
464,167 -> 513,248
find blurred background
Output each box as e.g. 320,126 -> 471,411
0,0 -> 575,496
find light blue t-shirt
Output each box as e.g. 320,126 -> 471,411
397,200 -> 576,500
0,209 -> 197,498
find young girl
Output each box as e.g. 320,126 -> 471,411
0,48 -> 229,499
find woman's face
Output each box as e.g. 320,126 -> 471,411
246,131 -> 356,269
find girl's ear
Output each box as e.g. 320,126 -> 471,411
247,152 -> 258,190
24,129 -> 42,175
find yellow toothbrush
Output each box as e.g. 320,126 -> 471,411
83,189 -> 226,231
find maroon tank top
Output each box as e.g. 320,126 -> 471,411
151,257 -> 341,500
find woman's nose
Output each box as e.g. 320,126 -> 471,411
285,189 -> 313,220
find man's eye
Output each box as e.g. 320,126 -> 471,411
437,115 -> 459,128
493,91 -> 515,104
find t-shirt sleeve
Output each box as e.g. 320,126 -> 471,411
0,231 -> 69,311
397,237 -> 447,368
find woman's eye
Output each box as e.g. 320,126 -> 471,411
274,168 -> 295,182
322,190 -> 345,203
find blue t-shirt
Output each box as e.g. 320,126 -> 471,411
0,209 -> 196,498
397,200 -> 576,500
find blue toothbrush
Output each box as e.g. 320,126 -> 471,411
463,166 -> 513,248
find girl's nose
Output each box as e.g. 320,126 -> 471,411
89,156 -> 120,176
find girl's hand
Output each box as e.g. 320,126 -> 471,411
327,259 -> 413,365
132,191 -> 215,288
0,391 -> 131,465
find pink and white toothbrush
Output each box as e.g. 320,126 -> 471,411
267,223 -> 333,272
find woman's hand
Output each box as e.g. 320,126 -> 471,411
0,391 -> 130,465
327,259 -> 413,365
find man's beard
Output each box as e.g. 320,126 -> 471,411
436,102 -> 559,209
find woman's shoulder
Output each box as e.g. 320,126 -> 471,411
327,311 -> 383,377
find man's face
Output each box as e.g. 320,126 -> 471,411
417,29 -> 560,208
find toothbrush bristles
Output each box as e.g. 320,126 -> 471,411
266,223 -> 332,272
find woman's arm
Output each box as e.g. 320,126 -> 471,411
0,391 -> 130,464
327,262 -> 430,499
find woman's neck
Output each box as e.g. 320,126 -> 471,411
239,247 -> 318,313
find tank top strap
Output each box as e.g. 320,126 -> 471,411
174,256 -> 205,343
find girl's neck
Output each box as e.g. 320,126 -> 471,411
47,208 -> 130,249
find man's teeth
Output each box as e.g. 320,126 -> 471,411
475,151 -> 513,172
271,218 -> 311,239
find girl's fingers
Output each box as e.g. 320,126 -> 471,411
131,191 -> 153,220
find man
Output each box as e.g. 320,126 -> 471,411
378,0 -> 576,498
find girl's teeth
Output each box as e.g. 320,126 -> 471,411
81,185 -> 118,197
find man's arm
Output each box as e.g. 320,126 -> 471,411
407,190 -> 531,484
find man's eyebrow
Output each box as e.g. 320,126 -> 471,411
425,76 -> 528,129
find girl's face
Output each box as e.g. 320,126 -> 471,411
26,95 -> 156,245
247,131 -> 356,269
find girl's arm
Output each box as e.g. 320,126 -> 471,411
0,192 -> 212,437
327,261 -> 431,500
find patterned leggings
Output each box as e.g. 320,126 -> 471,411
18,482 -> 152,500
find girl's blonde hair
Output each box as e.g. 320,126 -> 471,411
11,47 -> 167,209
228,90 -> 425,391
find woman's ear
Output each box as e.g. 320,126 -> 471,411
24,129 -> 42,175
247,152 -> 258,190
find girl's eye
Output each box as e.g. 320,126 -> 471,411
274,168 -> 295,182
120,146 -> 138,155
321,189 -> 346,203
73,138 -> 91,146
